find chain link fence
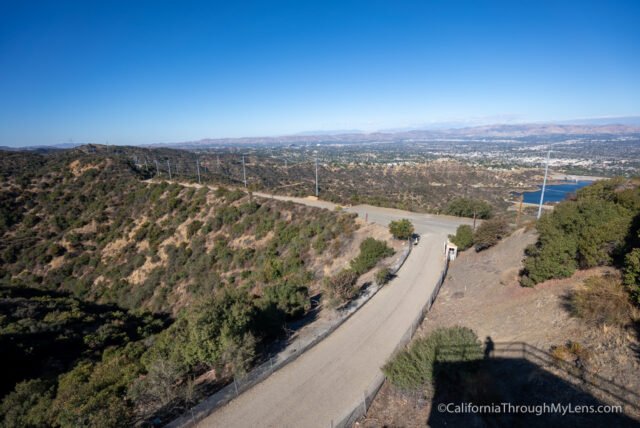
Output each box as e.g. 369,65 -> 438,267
168,240 -> 414,428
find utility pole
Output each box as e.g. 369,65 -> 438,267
315,154 -> 319,197
242,155 -> 247,188
167,160 -> 172,180
472,208 -> 477,231
516,193 -> 524,226
154,159 -> 160,177
537,150 -> 551,220
196,157 -> 201,184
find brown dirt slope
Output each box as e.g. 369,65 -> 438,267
361,228 -> 640,427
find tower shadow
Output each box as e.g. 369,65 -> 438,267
427,343 -> 640,427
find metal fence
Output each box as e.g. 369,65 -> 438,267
493,342 -> 640,414
333,258 -> 450,428
167,241 -> 414,428
334,303 -> 640,428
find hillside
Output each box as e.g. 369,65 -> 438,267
143,151 -> 536,215
362,179 -> 640,427
0,147 -> 392,426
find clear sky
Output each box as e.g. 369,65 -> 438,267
1,0 -> 639,146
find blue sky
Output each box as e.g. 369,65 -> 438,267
1,0 -> 639,146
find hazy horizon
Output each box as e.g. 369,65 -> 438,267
3,115 -> 640,148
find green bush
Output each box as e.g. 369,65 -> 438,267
521,179 -> 638,286
521,238 -> 577,286
186,220 -> 203,238
375,267 -> 392,286
449,225 -> 473,251
388,219 -> 414,240
350,238 -> 394,275
624,248 -> 640,302
383,326 -> 482,392
445,198 -> 493,219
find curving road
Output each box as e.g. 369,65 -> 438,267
192,192 -> 472,427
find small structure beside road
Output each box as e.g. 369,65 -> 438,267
445,241 -> 458,261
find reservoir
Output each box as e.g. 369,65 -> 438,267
521,181 -> 593,204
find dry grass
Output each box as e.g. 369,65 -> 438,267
569,273 -> 637,328
550,341 -> 590,364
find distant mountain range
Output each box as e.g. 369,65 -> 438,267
155,121 -> 640,149
0,142 -> 82,152
3,119 -> 639,151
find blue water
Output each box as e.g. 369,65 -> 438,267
521,181 -> 593,204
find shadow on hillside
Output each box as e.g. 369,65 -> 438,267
0,285 -> 170,397
427,345 -> 640,427
261,280 -> 377,358
259,292 -> 322,358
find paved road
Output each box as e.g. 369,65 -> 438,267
252,192 -> 475,231
196,193 -> 471,428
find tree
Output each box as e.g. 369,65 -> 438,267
444,198 -> 493,219
259,281 -> 310,319
520,179 -> 639,287
473,217 -> 509,252
0,379 -> 53,428
323,269 -> 359,304
449,225 -> 473,251
181,287 -> 257,374
388,219 -> 414,240
52,344 -> 145,428
128,357 -> 183,411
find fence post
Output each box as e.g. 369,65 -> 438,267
362,391 -> 367,416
